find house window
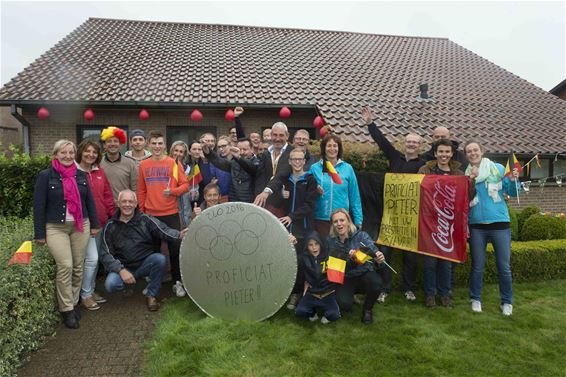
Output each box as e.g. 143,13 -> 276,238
554,159 -> 566,177
530,158 -> 550,179
76,124 -> 129,153
166,126 -> 217,150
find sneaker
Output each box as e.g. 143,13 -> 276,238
320,316 -> 330,325
377,292 -> 388,304
92,292 -> 107,304
286,293 -> 299,310
173,281 -> 186,297
353,294 -> 365,305
309,313 -> 319,322
441,295 -> 454,308
81,296 -> 101,311
501,303 -> 513,316
425,295 -> 436,308
404,291 -> 416,302
142,287 -> 148,296
471,299 -> 482,313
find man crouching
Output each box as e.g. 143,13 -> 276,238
98,189 -> 188,311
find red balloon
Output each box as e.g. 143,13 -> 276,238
313,116 -> 324,129
279,106 -> 291,119
37,107 -> 50,120
319,127 -> 328,138
225,109 -> 235,121
84,108 -> 94,121
191,109 -> 203,122
139,109 -> 150,121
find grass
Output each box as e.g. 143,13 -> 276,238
144,280 -> 566,377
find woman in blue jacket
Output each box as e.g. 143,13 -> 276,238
464,141 -> 519,316
308,135 -> 362,237
33,140 -> 100,329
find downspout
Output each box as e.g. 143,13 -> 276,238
10,104 -> 30,154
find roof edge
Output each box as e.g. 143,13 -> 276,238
549,78 -> 566,95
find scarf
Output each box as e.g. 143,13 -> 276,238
465,157 -> 502,207
52,159 -> 84,232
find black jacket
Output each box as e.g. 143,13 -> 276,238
301,232 -> 335,294
368,122 -> 425,173
420,140 -> 468,168
98,209 -> 180,272
281,172 -> 318,238
204,149 -> 257,203
33,167 -> 99,240
327,230 -> 380,278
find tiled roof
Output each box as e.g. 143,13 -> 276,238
1,17 -> 566,154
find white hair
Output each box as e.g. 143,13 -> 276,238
118,189 -> 138,203
272,122 -> 288,136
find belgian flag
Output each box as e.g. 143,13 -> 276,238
8,241 -> 32,265
327,256 -> 346,284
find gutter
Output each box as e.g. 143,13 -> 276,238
10,104 -> 30,154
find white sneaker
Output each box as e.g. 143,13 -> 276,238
173,281 -> 186,297
320,316 -> 330,325
142,287 -> 148,296
404,291 -> 416,302
377,292 -> 388,304
286,294 -> 299,310
471,299 -> 482,313
309,313 -> 319,322
501,303 -> 513,316
353,294 -> 364,305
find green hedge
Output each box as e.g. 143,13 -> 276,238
517,205 -> 540,234
521,215 -> 566,241
0,149 -> 50,218
0,217 -> 58,377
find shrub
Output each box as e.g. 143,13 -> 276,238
521,215 -> 566,241
517,205 -> 540,234
0,148 -> 51,218
0,216 -> 58,377
308,140 -> 389,172
508,206 -> 520,241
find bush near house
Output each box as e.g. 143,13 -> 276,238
517,205 -> 540,234
521,214 -> 566,241
0,216 -> 58,377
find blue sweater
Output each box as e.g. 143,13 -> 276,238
468,163 -> 518,225
308,160 -> 363,225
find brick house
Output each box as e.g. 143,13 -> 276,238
1,18 -> 566,211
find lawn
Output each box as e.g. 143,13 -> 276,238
144,280 -> 566,377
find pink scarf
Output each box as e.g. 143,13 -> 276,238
52,159 -> 84,232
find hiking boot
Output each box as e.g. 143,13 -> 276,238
173,281 -> 186,297
361,309 -> 373,325
146,296 -> 160,311
441,295 -> 454,308
286,293 -> 299,310
501,303 -> 513,316
404,291 -> 416,302
377,292 -> 388,304
92,292 -> 107,304
81,296 -> 100,311
309,313 -> 319,322
62,310 -> 79,329
471,299 -> 482,313
425,295 -> 436,308
73,305 -> 81,320
320,316 -> 331,325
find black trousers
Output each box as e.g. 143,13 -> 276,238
155,214 -> 182,283
336,270 -> 382,312
292,238 -> 306,294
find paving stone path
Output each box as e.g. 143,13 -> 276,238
18,280 -> 173,377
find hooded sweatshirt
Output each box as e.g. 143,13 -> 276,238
301,231 -> 335,294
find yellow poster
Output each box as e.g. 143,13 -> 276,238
377,173 -> 424,252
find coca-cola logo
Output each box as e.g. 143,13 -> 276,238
431,181 -> 457,253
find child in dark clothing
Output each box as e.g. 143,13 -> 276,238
295,231 -> 341,324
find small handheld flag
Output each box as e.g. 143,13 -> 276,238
353,250 -> 372,265
172,160 -> 180,183
8,241 -> 32,265
187,164 -> 203,185
505,153 -> 522,177
323,160 -> 342,184
327,256 -> 346,284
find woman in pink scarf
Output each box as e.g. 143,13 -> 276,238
33,140 -> 100,329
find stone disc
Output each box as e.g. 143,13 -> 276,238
180,202 -> 297,321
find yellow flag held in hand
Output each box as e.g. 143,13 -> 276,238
8,241 -> 32,265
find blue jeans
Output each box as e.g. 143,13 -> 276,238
469,228 -> 512,304
104,253 -> 167,297
296,292 -> 340,321
423,256 -> 451,296
81,237 -> 99,300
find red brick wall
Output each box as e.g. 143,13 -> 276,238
508,185 -> 566,213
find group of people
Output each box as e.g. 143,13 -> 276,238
32,105 -> 518,330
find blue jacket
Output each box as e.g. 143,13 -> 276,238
327,230 -> 379,278
308,160 -> 363,225
468,163 -> 518,225
33,167 -> 100,240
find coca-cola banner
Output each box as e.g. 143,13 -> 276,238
377,173 -> 469,263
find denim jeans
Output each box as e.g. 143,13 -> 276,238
296,292 -> 340,321
80,237 -> 98,300
469,227 -> 512,304
104,253 -> 167,297
423,256 -> 451,296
